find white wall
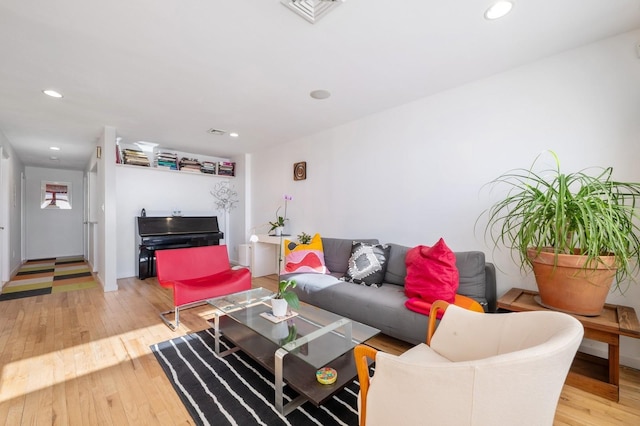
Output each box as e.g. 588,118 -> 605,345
249,30 -> 640,367
114,165 -> 243,278
24,166 -> 84,259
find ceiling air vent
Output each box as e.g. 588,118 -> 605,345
281,0 -> 344,24
207,128 -> 227,136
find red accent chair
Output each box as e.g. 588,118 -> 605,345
155,245 -> 252,330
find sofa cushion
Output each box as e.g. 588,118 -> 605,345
292,280 -> 431,344
282,233 -> 328,274
282,272 -> 342,294
342,242 -> 391,287
384,243 -> 410,286
404,238 -> 459,303
454,251 -> 487,302
321,238 -> 379,275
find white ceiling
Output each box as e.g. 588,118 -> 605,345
1,0 -> 639,170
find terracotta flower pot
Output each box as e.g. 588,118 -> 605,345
527,248 -> 617,316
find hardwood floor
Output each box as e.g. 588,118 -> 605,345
0,274 -> 638,425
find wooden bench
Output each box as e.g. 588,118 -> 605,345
498,287 -> 640,401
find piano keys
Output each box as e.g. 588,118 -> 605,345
136,216 -> 224,279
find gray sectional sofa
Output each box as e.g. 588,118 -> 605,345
283,237 -> 496,345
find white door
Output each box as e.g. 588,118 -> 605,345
83,174 -> 88,260
0,147 -> 6,283
21,172 -> 25,262
88,164 -> 98,271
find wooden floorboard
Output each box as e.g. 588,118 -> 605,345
0,274 -> 637,425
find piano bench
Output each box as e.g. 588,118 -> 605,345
156,245 -> 252,330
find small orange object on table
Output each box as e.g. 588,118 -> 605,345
498,287 -> 640,402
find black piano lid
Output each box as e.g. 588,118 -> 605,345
137,216 -> 221,236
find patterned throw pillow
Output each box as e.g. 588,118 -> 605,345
341,242 -> 391,287
282,233 -> 329,274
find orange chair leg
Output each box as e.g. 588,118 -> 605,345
427,300 -> 450,346
354,344 -> 378,426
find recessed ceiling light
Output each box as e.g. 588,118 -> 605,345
49,146 -> 60,151
485,1 -> 513,20
229,132 -> 239,138
310,89 -> 331,100
43,89 -> 63,98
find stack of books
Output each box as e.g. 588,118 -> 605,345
179,157 -> 202,173
122,149 -> 150,167
217,161 -> 235,177
156,151 -> 178,170
201,161 -> 216,174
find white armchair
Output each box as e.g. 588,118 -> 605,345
354,300 -> 584,426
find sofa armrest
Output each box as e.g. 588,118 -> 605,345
484,263 -> 497,313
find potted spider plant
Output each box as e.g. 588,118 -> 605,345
271,279 -> 300,317
480,151 -> 640,316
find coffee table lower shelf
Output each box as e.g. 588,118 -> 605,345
213,315 -> 372,415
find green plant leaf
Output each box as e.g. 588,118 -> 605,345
281,291 -> 300,310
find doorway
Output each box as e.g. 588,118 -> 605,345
85,164 -> 98,272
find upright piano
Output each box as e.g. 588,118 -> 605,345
136,216 -> 224,279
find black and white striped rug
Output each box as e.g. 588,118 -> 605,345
151,329 -> 361,426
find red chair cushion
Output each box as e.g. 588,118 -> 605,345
173,268 -> 252,306
156,245 -> 232,284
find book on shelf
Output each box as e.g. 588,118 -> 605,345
122,149 -> 150,167
217,161 -> 235,176
155,151 -> 178,170
201,161 -> 216,174
179,157 -> 203,173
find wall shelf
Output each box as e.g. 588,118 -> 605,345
115,142 -> 235,178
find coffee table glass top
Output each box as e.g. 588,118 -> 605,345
208,287 -> 380,369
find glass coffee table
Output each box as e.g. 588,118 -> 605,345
207,287 -> 380,415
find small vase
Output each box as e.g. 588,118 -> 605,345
272,321 -> 289,339
275,226 -> 284,236
271,298 -> 288,317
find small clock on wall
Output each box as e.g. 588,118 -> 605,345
294,161 -> 307,181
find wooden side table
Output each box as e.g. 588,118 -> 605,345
498,288 -> 640,402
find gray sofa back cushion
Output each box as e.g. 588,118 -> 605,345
454,251 -> 487,301
385,245 -> 487,299
321,238 -> 379,275
384,243 -> 410,285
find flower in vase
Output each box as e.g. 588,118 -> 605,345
269,195 -> 293,233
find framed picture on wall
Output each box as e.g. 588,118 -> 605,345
294,161 -> 306,181
41,181 -> 72,209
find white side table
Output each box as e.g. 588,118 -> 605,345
250,234 -> 287,277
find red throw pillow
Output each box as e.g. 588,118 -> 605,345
404,238 -> 459,304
